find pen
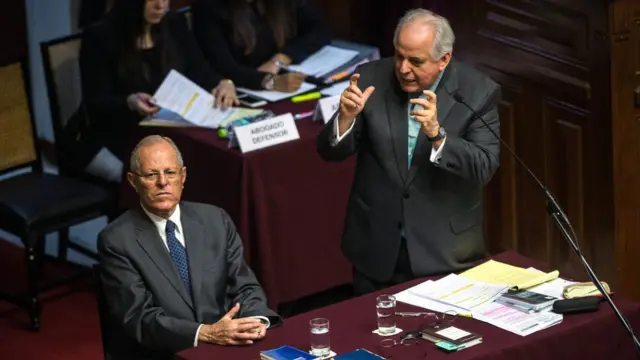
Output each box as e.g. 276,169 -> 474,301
291,92 -> 322,103
457,312 -> 473,318
294,110 -> 314,120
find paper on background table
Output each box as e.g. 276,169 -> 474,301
320,80 -> 349,96
152,69 -> 235,128
471,301 -> 563,336
460,259 -> 560,291
526,267 -> 578,299
141,106 -> 260,129
398,274 -> 509,313
287,45 -> 359,77
236,82 -> 316,102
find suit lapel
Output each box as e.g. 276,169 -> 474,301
181,204 -> 205,316
133,207 -> 194,310
385,79 -> 409,184
406,62 -> 460,185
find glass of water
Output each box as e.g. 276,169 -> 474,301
376,294 -> 396,334
310,318 -> 330,357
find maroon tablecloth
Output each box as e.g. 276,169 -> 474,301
176,251 -> 640,360
119,99 -> 356,308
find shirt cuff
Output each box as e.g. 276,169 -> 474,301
249,315 -> 271,328
429,136 -> 447,164
333,117 -> 355,144
194,324 -> 204,346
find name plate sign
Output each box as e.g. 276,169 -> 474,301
313,95 -> 340,124
235,113 -> 300,153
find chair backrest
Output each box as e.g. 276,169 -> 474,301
40,33 -> 94,176
0,61 -> 41,175
93,263 -> 115,360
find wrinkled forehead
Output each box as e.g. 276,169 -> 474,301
395,22 -> 435,60
138,143 -> 180,171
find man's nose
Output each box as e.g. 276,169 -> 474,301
155,173 -> 169,186
399,60 -> 411,74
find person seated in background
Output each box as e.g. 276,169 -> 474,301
192,0 -> 331,92
79,0 -> 238,184
98,135 -> 281,359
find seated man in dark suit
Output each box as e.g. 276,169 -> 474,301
98,135 -> 281,359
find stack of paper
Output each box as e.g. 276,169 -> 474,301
395,274 -> 509,314
459,260 -> 560,291
287,45 -> 359,77
236,82 -> 317,102
146,69 -> 237,129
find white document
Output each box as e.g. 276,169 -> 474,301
320,80 -> 349,96
151,69 -> 236,128
287,46 -> 359,77
396,274 -> 509,313
526,268 -> 577,299
472,301 -> 563,336
394,280 -> 463,314
236,82 -> 317,102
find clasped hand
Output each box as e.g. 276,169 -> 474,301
198,303 -> 267,346
212,80 -> 239,109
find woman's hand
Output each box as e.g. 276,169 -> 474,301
126,93 -> 159,116
212,80 -> 239,109
273,72 -> 306,92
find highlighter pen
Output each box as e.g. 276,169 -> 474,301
291,91 -> 322,103
457,312 -> 473,318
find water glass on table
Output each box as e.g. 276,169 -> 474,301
376,294 -> 397,334
310,318 -> 331,357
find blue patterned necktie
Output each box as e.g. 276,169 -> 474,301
165,220 -> 191,293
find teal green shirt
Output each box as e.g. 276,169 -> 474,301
407,70 -> 444,167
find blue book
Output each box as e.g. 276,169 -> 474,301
260,345 -> 318,360
334,349 -> 385,359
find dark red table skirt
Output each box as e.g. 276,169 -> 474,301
176,251 -> 640,360
119,99 -> 356,308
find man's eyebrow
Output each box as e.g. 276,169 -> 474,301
409,56 -> 425,63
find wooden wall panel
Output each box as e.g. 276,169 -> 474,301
612,0 -> 640,301
432,0 -> 615,283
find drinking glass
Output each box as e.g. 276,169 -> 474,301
309,318 -> 330,357
376,294 -> 396,334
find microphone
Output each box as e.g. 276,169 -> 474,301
453,92 -> 640,356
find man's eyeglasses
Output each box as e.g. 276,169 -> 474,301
378,334 -> 427,359
132,169 -> 182,182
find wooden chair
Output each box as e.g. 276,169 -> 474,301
0,61 -> 112,331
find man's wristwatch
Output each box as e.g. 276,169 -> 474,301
427,126 -> 447,142
262,74 -> 275,90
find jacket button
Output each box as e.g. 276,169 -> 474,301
403,193 -> 409,199
397,222 -> 402,229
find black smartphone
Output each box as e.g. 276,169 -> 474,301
237,93 -> 267,108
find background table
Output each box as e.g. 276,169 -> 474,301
119,99 -> 357,308
176,251 -> 640,360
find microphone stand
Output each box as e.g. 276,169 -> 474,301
453,93 -> 640,356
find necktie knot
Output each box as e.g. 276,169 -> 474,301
166,219 -> 176,234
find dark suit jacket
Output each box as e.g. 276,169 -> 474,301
317,58 -> 501,282
192,0 -> 331,89
79,10 -> 222,165
97,201 -> 281,360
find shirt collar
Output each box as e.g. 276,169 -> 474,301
141,203 -> 183,236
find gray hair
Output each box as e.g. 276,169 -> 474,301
393,8 -> 455,60
129,135 -> 184,173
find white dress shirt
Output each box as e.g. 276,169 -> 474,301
141,204 -> 270,347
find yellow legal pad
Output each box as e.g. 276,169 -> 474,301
459,259 -> 559,291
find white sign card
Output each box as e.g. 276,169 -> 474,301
234,113 -> 300,153
312,95 -> 341,124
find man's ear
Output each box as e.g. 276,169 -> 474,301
439,53 -> 452,71
127,172 -> 137,192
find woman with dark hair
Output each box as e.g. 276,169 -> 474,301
79,0 -> 237,183
192,0 -> 331,91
